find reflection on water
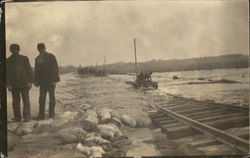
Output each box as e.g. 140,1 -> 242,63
112,68 -> 249,106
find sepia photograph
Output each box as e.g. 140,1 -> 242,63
3,0 -> 249,157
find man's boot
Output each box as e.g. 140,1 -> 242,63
11,117 -> 21,122
36,103 -> 45,120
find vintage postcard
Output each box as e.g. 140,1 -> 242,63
1,0 -> 249,157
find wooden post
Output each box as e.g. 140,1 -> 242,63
134,38 -> 138,76
104,56 -> 107,73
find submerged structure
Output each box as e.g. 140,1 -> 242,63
127,38 -> 158,89
78,56 -> 107,77
132,72 -> 158,89
77,66 -> 107,77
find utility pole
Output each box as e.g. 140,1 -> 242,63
134,38 -> 138,76
104,56 -> 107,73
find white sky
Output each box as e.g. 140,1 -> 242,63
5,0 -> 249,66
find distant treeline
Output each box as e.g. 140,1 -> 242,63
59,54 -> 248,74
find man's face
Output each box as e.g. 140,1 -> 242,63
10,48 -> 19,54
37,48 -> 45,53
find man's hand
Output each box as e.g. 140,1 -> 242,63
52,82 -> 57,86
7,86 -> 13,92
27,82 -> 32,89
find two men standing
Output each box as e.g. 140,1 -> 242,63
7,43 -> 60,122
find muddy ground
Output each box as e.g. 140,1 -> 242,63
8,73 -> 189,158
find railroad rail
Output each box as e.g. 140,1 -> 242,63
149,93 -> 249,155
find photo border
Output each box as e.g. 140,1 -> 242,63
0,0 -> 249,157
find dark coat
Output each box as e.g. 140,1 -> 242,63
34,52 -> 60,86
7,54 -> 33,87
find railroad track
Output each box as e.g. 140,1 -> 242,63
148,93 -> 249,155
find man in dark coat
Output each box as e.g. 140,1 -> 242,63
34,43 -> 60,120
7,44 -> 33,122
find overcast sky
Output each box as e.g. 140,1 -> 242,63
5,0 -> 248,66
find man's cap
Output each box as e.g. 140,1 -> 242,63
37,43 -> 46,50
10,44 -> 20,52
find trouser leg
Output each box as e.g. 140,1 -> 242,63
38,86 -> 47,118
48,85 -> 56,118
12,88 -> 21,121
20,87 -> 31,119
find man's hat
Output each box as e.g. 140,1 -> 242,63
37,43 -> 46,50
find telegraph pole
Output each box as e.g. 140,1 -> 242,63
134,38 -> 138,76
104,56 -> 107,73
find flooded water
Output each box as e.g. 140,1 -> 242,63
111,68 -> 249,106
